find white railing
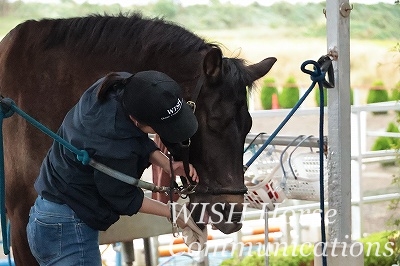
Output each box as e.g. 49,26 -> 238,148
246,100 -> 400,244
151,101 -> 400,266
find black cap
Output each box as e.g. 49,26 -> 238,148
122,70 -> 198,143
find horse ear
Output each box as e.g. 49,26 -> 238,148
248,57 -> 277,82
203,47 -> 223,83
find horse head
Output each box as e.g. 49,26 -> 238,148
165,47 -> 277,234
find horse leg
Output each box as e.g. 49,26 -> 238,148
10,212 -> 38,265
7,195 -> 38,265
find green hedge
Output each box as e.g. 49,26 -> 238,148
314,87 -> 328,107
371,122 -> 400,151
314,87 -> 354,106
360,231 -> 397,266
260,77 -> 278,110
367,89 -> 389,104
220,244 -> 314,266
367,80 -> 389,115
391,82 -> 400,101
220,231 -> 397,266
279,76 -> 299,109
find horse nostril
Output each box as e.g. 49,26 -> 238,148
230,212 -> 242,223
223,205 -> 243,223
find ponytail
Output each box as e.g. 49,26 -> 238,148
97,72 -> 133,102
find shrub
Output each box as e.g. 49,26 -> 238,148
391,82 -> 400,101
315,87 -> 354,106
279,76 -> 299,109
371,136 -> 393,151
371,122 -> 400,152
260,77 -> 278,110
314,87 -> 327,107
350,88 -> 354,105
367,88 -> 389,104
269,244 -> 314,266
360,231 -> 396,266
220,244 -> 314,266
388,113 -> 400,265
367,80 -> 389,114
220,231 -> 396,266
388,231 -> 400,265
241,252 -> 265,266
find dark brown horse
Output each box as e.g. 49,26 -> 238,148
0,13 -> 276,265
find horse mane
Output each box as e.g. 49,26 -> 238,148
15,13 -> 255,92
37,13 -> 210,59
223,57 -> 257,95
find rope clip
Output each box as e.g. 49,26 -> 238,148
177,183 -> 197,198
317,55 -> 335,89
171,221 -> 180,238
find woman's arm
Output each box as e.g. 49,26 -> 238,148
149,150 -> 199,183
139,196 -> 170,217
139,197 -> 195,231
139,196 -> 207,251
139,197 -> 186,229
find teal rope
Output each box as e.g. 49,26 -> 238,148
0,97 -> 164,257
0,99 -> 162,192
301,59 -> 328,266
244,60 -> 329,266
244,60 -> 327,170
0,108 -> 10,255
1,98 -> 90,165
243,85 -> 316,169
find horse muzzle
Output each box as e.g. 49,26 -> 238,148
189,194 -> 244,234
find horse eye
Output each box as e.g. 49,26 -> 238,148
207,103 -> 236,133
207,116 -> 232,133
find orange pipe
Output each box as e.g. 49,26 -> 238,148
172,235 -> 213,245
158,243 -> 188,257
169,226 -> 280,244
242,234 -> 274,245
158,227 -> 281,257
251,226 -> 280,235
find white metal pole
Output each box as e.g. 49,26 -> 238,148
264,210 -> 269,266
326,0 -> 352,243
315,1 -> 366,265
350,109 -> 364,240
326,0 -> 351,242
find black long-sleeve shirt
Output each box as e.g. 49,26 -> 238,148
34,72 -> 158,231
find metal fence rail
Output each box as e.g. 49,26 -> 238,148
248,100 -> 400,243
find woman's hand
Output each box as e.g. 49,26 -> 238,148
171,161 -> 199,183
149,150 -> 199,183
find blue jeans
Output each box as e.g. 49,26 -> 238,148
27,196 -> 101,265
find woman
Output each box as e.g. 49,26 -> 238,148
27,71 -> 206,265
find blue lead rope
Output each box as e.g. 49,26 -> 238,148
302,59 -> 328,266
244,59 -> 328,170
0,98 -> 168,190
0,98 -> 91,165
0,97 -> 168,256
0,107 -> 10,255
244,58 -> 331,266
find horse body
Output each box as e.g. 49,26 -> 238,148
0,14 -> 276,265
